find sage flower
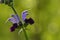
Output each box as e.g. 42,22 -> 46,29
7,10 -> 34,32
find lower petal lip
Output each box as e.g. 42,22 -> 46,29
10,27 -> 15,32
28,18 -> 34,25
10,23 -> 18,32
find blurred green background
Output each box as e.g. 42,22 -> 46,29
0,0 -> 60,40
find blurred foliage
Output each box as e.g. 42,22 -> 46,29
0,0 -> 60,40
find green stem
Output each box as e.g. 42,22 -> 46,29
10,5 -> 29,40
6,0 -> 28,40
22,26 -> 29,40
11,6 -> 17,14
11,6 -> 21,21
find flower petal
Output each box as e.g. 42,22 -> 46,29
24,19 -> 29,23
10,23 -> 18,32
28,18 -> 34,25
8,17 -> 17,24
24,18 -> 34,25
22,10 -> 28,21
10,26 -> 15,32
11,14 -> 20,23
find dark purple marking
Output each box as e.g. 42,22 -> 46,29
10,23 -> 18,32
24,19 -> 29,23
24,18 -> 34,25
28,18 -> 34,25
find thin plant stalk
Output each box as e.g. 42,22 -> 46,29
22,26 -> 29,40
10,5 -> 29,40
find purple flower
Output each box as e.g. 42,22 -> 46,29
7,10 -> 34,32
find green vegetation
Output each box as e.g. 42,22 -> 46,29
0,0 -> 60,40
